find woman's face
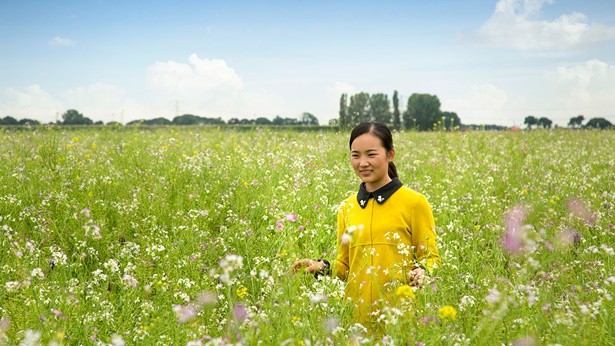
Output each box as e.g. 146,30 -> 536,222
350,133 -> 394,191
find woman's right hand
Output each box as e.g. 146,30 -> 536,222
291,259 -> 326,274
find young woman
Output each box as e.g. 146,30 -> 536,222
292,121 -> 441,327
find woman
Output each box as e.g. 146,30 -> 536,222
292,121 -> 441,327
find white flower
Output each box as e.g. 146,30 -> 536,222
110,334 -> 125,346
486,287 -> 501,305
5,281 -> 20,292
30,268 -> 45,280
341,233 -> 352,245
19,330 -> 41,346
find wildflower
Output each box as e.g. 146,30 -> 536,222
20,330 -> 41,346
236,287 -> 249,299
566,197 -> 597,225
310,293 -> 328,304
511,336 -> 535,346
173,304 -> 196,323
30,268 -> 45,280
341,233 -> 352,245
232,303 -> 248,324
285,213 -> 297,222
395,285 -> 416,300
438,306 -> 457,321
501,205 -> 530,254
486,287 -> 501,305
52,309 -> 66,319
110,334 -> 125,346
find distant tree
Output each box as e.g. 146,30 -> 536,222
1,116 -> 19,125
348,92 -> 370,125
94,120 -> 104,125
255,117 -> 272,125
143,117 -> 172,125
62,109 -> 93,125
228,118 -> 240,125
272,116 -> 284,126
329,118 -> 339,126
568,114 -> 585,128
441,111 -> 461,130
107,121 -> 124,126
404,93 -> 441,131
173,114 -> 202,125
300,112 -> 319,125
585,117 -> 612,129
339,94 -> 349,128
537,117 -> 553,129
238,118 -> 256,125
524,115 -> 538,130
369,93 -> 391,123
18,118 -> 40,126
392,90 -> 401,130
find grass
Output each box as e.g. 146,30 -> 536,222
0,126 -> 613,345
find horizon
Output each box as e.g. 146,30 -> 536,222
1,0 -> 614,127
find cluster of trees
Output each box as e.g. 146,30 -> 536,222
523,116 -> 553,129
338,91 -> 461,131
524,114 -> 612,130
567,115 -> 612,129
0,116 -> 40,126
0,110 -> 321,127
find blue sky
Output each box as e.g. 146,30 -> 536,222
1,0 -> 614,126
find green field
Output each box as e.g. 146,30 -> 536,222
0,126 -> 613,345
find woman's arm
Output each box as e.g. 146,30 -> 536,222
410,194 -> 441,274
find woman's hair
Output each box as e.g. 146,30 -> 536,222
349,121 -> 398,179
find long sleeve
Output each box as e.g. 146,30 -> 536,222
410,194 -> 441,274
333,206 -> 349,281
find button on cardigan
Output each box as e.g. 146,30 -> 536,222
334,179 -> 441,326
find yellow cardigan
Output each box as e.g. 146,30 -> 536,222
334,180 -> 441,326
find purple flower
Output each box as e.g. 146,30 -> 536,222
173,304 -> 196,323
232,303 -> 247,324
501,206 -> 529,254
512,336 -> 535,346
285,213 -> 297,222
52,309 -> 66,319
566,197 -> 597,226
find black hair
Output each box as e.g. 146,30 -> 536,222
349,121 -> 398,179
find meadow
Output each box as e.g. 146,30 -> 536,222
0,126 -> 613,345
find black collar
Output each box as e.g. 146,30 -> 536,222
356,178 -> 403,209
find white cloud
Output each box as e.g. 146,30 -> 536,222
473,0 -> 615,50
48,36 -> 76,47
0,83 -> 145,123
147,53 -> 243,95
442,84 -> 511,124
548,59 -> 615,115
1,85 -> 63,121
61,82 -> 144,121
145,54 -> 288,117
327,81 -> 356,96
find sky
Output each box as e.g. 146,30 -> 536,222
1,0 -> 614,126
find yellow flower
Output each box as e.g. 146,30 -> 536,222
72,137 -> 79,142
236,286 -> 249,299
395,285 -> 416,300
438,305 -> 457,321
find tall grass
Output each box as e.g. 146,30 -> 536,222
0,126 -> 613,345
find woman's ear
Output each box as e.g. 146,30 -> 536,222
388,149 -> 395,162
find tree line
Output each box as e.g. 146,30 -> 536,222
524,115 -> 612,130
0,110 -> 321,127
337,91 -> 461,131
2,107 -> 612,130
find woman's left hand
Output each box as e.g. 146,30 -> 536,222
408,267 -> 427,287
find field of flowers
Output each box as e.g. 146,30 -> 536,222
0,126 -> 613,345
